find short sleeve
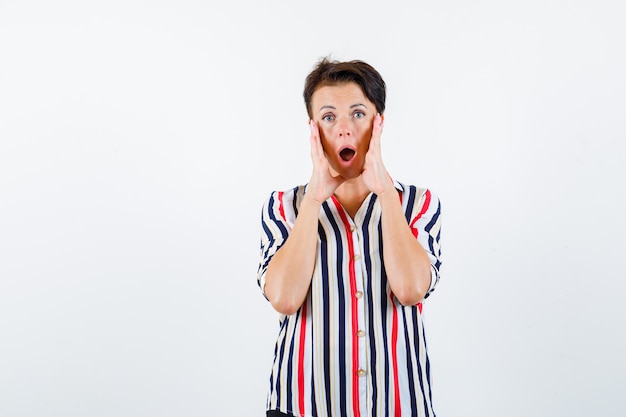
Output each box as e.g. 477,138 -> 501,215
257,190 -> 292,299
409,189 -> 442,298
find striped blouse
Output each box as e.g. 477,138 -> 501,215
257,180 -> 442,417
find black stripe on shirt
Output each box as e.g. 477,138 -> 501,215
318,221 -> 333,417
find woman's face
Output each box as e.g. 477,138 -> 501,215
310,82 -> 377,179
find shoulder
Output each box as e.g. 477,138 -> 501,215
262,184 -> 307,207
261,184 -> 308,223
394,180 -> 441,208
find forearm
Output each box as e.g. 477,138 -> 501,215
378,189 -> 432,305
264,195 -> 321,315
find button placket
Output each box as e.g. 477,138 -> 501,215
351,220 -> 369,403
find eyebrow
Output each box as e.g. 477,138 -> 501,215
318,103 -> 368,112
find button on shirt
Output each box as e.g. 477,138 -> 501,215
258,181 -> 442,417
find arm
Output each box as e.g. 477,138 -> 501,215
263,121 -> 345,315
362,114 -> 439,305
378,189 -> 433,305
264,195 -> 321,315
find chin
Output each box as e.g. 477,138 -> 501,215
341,170 -> 362,180
335,164 -> 364,180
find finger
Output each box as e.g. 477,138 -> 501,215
310,122 -> 330,171
371,113 -> 384,147
368,115 -> 382,154
366,115 -> 384,160
309,120 -> 322,159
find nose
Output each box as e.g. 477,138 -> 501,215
337,117 -> 352,137
338,129 -> 351,138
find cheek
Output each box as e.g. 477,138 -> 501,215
356,125 -> 373,149
356,117 -> 373,133
318,127 -> 334,150
318,123 -> 334,136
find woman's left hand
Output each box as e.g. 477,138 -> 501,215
362,113 -> 395,195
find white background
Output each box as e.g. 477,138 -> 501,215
1,1 -> 625,416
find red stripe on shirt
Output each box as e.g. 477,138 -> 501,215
331,196 -> 361,417
277,191 -> 286,221
409,191 -> 431,311
390,292 -> 401,417
298,301 -> 307,416
409,189 -> 431,238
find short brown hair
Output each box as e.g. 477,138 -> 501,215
303,57 -> 386,119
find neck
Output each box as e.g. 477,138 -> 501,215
333,177 -> 371,218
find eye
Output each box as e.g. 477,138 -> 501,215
322,114 -> 335,123
353,110 -> 366,119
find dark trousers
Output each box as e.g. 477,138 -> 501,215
267,411 -> 294,417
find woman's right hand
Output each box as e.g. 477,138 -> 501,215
307,120 -> 345,205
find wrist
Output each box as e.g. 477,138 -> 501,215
303,193 -> 326,207
377,184 -> 399,204
375,179 -> 396,197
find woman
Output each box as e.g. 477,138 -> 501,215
258,57 -> 442,417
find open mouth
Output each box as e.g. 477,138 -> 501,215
339,148 -> 356,162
